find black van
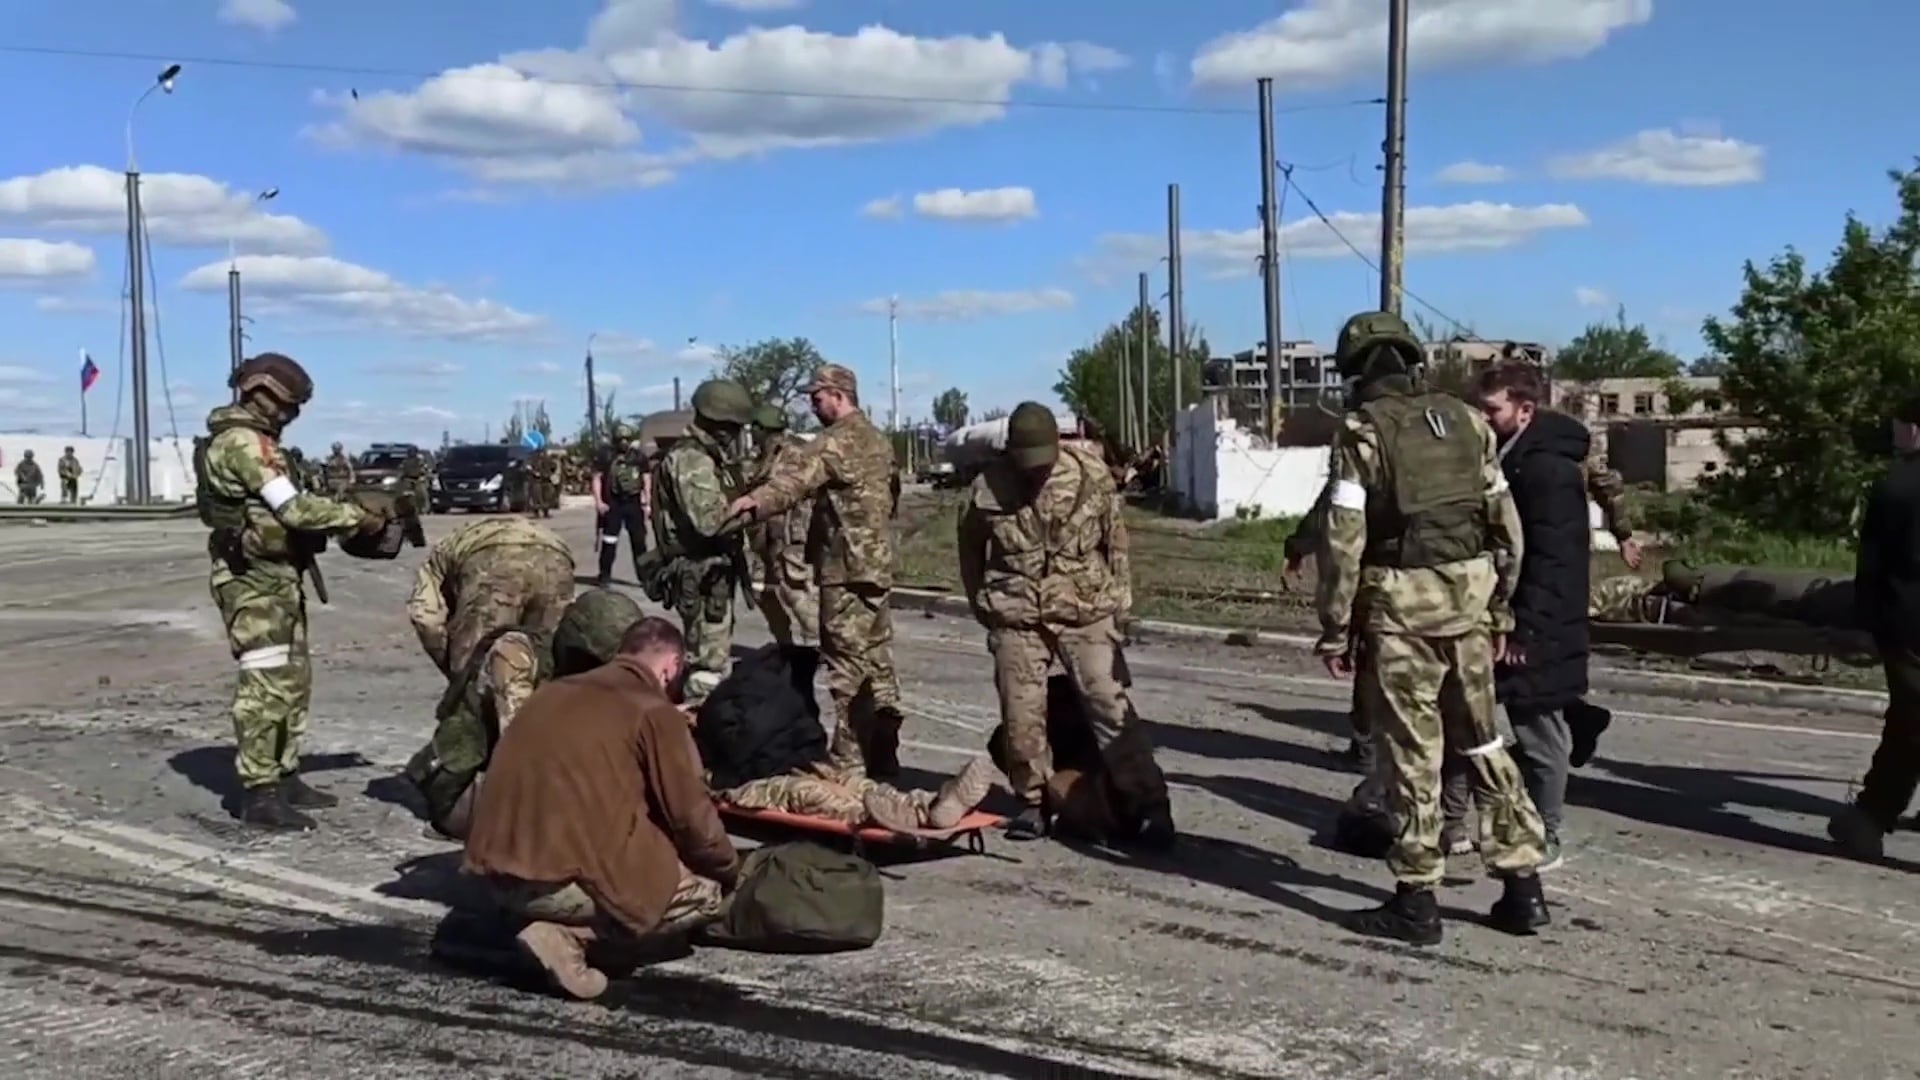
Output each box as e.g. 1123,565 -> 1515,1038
432,443 -> 531,513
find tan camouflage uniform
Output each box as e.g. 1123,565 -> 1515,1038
406,517 -> 576,679
959,439 -> 1171,820
1315,387 -> 1546,887
751,430 -> 820,648
745,365 -> 902,770
57,450 -> 82,503
322,447 -> 355,496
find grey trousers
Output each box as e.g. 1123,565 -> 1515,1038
1506,707 -> 1571,835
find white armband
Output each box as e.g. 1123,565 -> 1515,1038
259,475 -> 299,511
1330,479 -> 1368,511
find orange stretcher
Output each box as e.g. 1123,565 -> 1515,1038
716,802 -> 1005,857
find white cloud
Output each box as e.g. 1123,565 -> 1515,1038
912,187 -> 1037,223
593,332 -> 658,357
312,4 -> 1126,187
365,359 -> 465,378
1546,128 -> 1765,186
860,195 -> 902,220
859,288 -> 1074,321
1436,161 -> 1511,184
0,239 -> 95,282
180,255 -> 546,343
589,372 -> 626,388
677,341 -> 720,364
0,364 -> 53,384
0,165 -> 327,254
219,0 -> 296,33
34,295 -> 112,314
705,0 -> 805,10
165,381 -> 200,407
1191,0 -> 1651,90
1574,286 -> 1610,307
403,405 -> 457,421
525,361 -> 564,375
1082,201 -> 1588,281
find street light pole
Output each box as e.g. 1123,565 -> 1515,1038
125,62 -> 179,504
229,188 -> 276,397
584,332 -> 599,447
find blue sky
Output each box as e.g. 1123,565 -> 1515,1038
2,0 -> 1916,448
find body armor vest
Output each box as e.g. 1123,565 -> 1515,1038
1356,390 -> 1489,570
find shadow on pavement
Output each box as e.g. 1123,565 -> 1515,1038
1154,716 -> 1354,774
166,747 -> 370,816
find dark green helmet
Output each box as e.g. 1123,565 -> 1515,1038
1334,310 -> 1425,380
751,404 -> 786,432
690,379 -> 754,426
552,589 -> 643,675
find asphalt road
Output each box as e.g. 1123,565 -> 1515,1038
0,506 -> 1915,1079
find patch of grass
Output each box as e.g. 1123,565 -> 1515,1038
1629,488 -> 1855,574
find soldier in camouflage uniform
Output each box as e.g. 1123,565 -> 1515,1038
1313,311 -> 1549,944
959,402 -> 1176,847
406,517 -> 577,681
592,424 -> 651,586
57,447 -> 82,503
196,352 -> 388,831
323,442 -> 355,496
730,363 -> 907,779
12,450 -> 43,504
401,447 -> 431,515
643,380 -> 753,706
749,405 -> 820,650
406,588 -> 642,840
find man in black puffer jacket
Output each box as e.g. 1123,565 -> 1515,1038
1474,363 -> 1592,869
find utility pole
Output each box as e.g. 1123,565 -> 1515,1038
124,63 -> 178,504
1166,184 -> 1186,430
584,333 -> 599,446
1117,321 -> 1133,451
227,189 -> 277,399
672,376 -> 682,411
1137,272 -> 1151,444
1257,78 -> 1286,437
888,296 -> 901,433
1380,0 -> 1409,314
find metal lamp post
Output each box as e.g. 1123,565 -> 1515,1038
125,62 -> 181,503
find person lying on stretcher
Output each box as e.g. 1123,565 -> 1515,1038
693,643 -> 994,833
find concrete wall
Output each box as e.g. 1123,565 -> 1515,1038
1605,422 -> 1751,492
0,435 -> 195,504
1170,406 -> 1328,520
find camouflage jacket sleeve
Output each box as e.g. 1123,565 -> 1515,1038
753,430 -> 835,519
668,447 -> 731,541
216,430 -> 370,534
1479,417 -> 1524,633
1584,461 -> 1633,542
484,632 -> 541,728
1101,476 -> 1133,617
956,500 -> 989,615
1286,482 -> 1333,562
406,546 -> 454,672
1313,420 -> 1373,656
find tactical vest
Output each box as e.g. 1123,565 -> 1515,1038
608,446 -> 646,497
649,433 -> 745,562
1356,390 -> 1489,569
405,625 -> 554,828
195,412 -> 277,532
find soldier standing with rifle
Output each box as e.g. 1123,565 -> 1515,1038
196,353 -> 391,831
641,380 -> 754,706
1829,394 -> 1920,859
592,424 -> 651,587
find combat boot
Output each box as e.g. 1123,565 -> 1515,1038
861,787 -> 925,833
238,785 -> 316,832
1487,873 -> 1551,935
1827,803 -> 1887,861
1005,804 -> 1048,841
1133,801 -> 1178,851
515,922 -> 609,1001
926,756 -> 996,829
865,707 -> 903,781
1342,883 -> 1443,946
280,774 -> 339,810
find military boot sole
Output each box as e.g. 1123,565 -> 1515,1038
237,794 -> 316,833
1342,907 -> 1443,947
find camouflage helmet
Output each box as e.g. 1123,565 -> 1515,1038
231,352 -> 315,407
552,588 -> 643,675
690,379 -> 753,426
1005,401 -> 1059,470
1333,311 -> 1425,380
751,404 -> 786,432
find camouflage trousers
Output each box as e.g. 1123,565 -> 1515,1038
443,546 -> 576,675
674,567 -> 737,705
1590,574 -> 1655,622
211,563 -> 312,790
758,545 -> 818,650
990,617 -> 1169,814
820,583 -> 901,769
60,479 -> 78,503
1349,641 -> 1473,832
722,762 -> 934,828
1360,628 -> 1545,887
489,868 -> 724,940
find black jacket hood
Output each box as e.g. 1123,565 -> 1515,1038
1506,408 -> 1591,464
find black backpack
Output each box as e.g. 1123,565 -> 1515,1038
696,644 -> 826,790
699,843 -> 883,954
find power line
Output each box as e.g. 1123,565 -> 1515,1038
1,44 -> 1386,119
1281,170 -> 1481,339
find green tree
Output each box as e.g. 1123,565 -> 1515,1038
1689,355 -> 1729,376
980,407 -> 1009,422
503,411 -> 525,445
530,400 -> 552,438
1701,161 -> 1920,535
1054,304 -> 1210,446
931,387 -> 969,430
716,337 -> 825,429
1553,306 -> 1684,381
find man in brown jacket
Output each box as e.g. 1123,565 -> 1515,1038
463,616 -> 741,1001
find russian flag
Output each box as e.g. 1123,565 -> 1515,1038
80,353 -> 100,393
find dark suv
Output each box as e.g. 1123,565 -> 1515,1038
431,444 -> 531,513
